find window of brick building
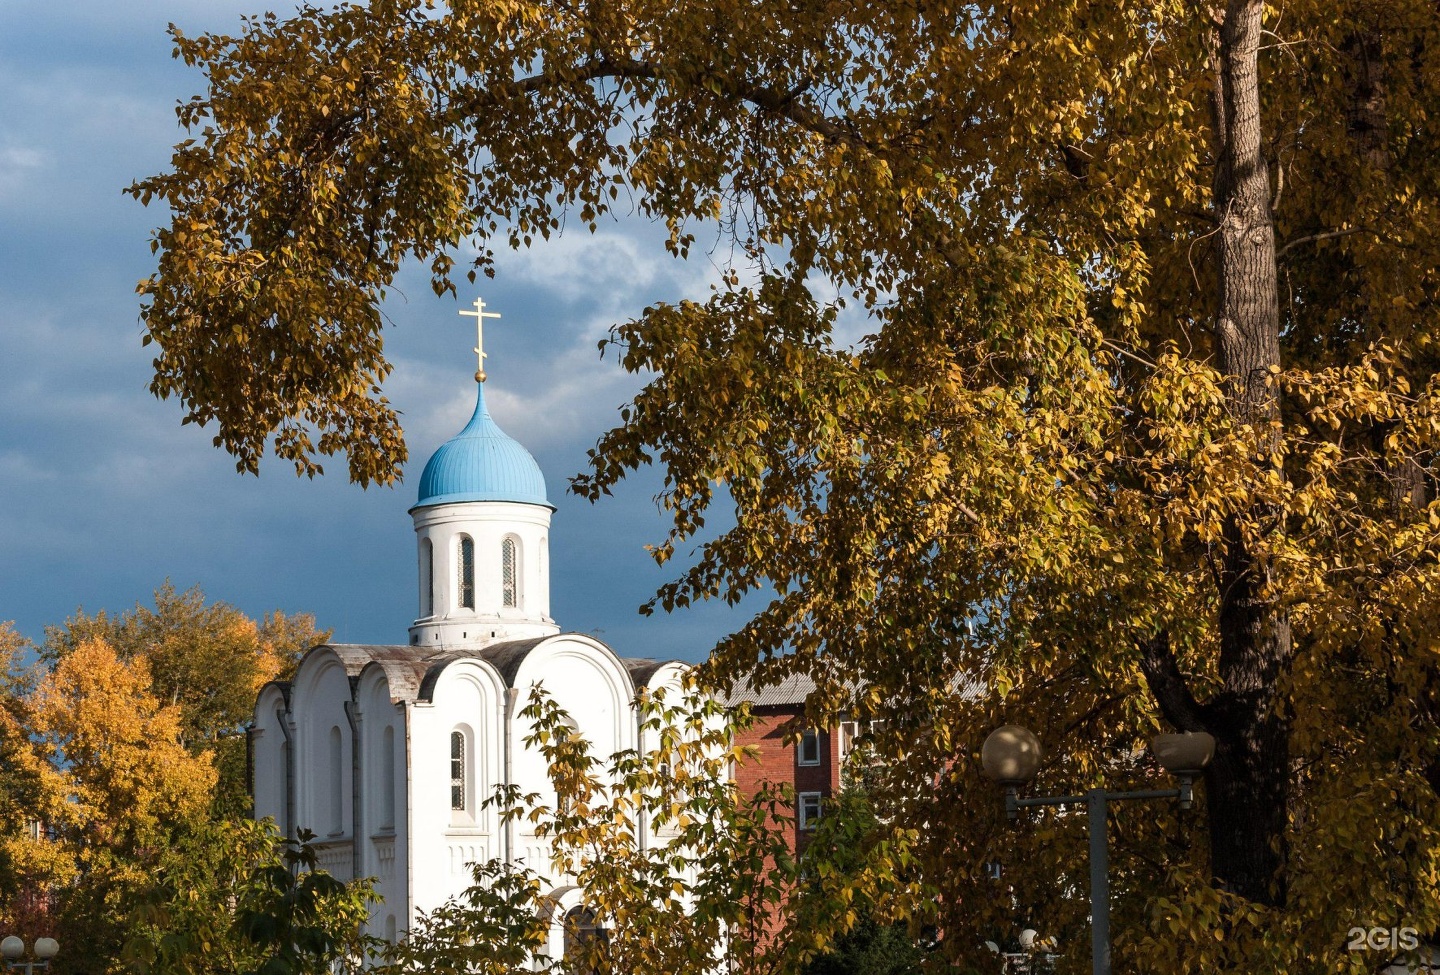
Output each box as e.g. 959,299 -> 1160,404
798,729 -> 821,766
798,791 -> 823,830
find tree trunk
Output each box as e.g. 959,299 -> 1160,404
1206,0 -> 1291,907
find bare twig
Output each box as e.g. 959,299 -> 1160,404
1102,337 -> 1158,370
1276,226 -> 1366,261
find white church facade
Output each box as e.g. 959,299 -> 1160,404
249,301 -> 687,949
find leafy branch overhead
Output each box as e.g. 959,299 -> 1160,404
128,0 -> 1106,483
135,0 -> 1440,969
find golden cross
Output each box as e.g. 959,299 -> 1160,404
458,296 -> 502,382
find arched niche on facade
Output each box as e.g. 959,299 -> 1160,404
289,647 -> 355,841
421,656 -> 506,836
252,682 -> 292,837
628,660 -> 704,847
631,659 -> 696,760
638,661 -> 689,703
507,636 -> 636,824
536,884 -> 604,972
355,661 -> 409,941
356,664 -> 404,836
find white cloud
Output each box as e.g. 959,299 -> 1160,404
0,448 -> 56,485
0,144 -> 45,201
506,229 -> 657,302
388,335 -> 640,464
482,221 -> 725,313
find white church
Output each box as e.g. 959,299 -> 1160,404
249,300 -> 688,949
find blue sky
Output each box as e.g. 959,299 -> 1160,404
0,0 -> 757,662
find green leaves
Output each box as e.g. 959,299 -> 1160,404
124,821 -> 381,975
383,859 -> 553,975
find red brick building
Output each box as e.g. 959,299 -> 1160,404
721,671 -> 879,945
725,673 -> 859,854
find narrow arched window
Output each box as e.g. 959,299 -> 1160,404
450,730 -> 466,811
419,538 -> 433,617
329,725 -> 344,835
381,725 -> 396,829
458,536 -> 475,609
564,906 -> 605,975
502,537 -> 518,608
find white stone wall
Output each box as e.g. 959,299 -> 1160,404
290,651 -> 354,860
252,684 -> 291,836
634,661 -> 694,847
411,657 -> 507,911
409,501 -> 558,647
256,636 -> 694,954
508,637 -> 634,862
357,666 -> 408,937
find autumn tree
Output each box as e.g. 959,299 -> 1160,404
44,583 -> 330,815
133,0 -> 1440,968
799,923 -> 925,975
0,622 -> 70,935
792,786 -> 927,975
18,638 -> 217,972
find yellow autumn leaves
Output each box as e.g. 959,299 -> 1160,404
0,588 -> 331,969
23,639 -> 216,882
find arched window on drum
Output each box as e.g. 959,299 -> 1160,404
457,535 -> 475,609
501,536 -> 519,608
419,538 -> 434,618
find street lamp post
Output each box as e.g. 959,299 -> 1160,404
0,937 -> 59,975
980,726 -> 1214,975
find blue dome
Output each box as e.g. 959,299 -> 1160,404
412,384 -> 552,510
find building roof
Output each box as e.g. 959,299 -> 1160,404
256,679 -> 292,706
622,657 -> 683,688
307,643 -> 440,703
412,383 -> 552,511
289,644 -> 982,712
413,636 -> 553,699
721,670 -> 820,708
320,642 -> 433,674
296,638 -> 675,706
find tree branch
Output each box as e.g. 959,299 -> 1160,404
452,55 -> 874,154
1276,226 -> 1366,261
729,77 -> 871,152
445,56 -> 661,122
956,502 -> 982,526
1139,632 -> 1210,733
